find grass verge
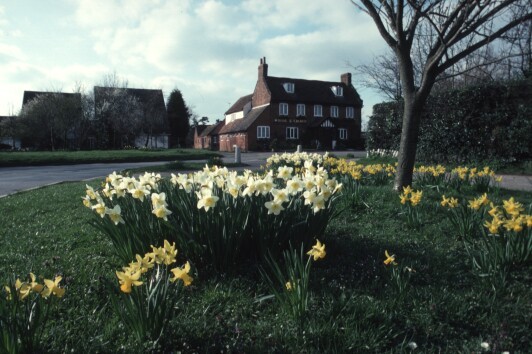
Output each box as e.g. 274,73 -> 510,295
1,177 -> 530,352
0,149 -> 220,167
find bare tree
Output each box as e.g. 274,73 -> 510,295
352,0 -> 532,189
94,73 -> 142,149
18,91 -> 82,150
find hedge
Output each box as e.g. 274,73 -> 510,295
366,79 -> 532,164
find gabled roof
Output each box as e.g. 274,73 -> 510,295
225,94 -> 253,115
199,121 -> 224,137
194,125 -> 208,136
22,91 -> 81,106
94,86 -> 166,114
219,105 -> 268,134
264,76 -> 363,107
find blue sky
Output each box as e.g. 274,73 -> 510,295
0,0 -> 387,125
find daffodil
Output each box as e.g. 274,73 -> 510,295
42,276 -> 65,298
285,281 -> 293,291
15,278 -> 31,300
484,216 -> 503,234
410,191 -> 422,206
170,261 -> 193,286
29,273 -> 44,293
106,205 -> 125,225
162,240 -> 178,265
152,206 -> 172,221
116,269 -> 143,294
383,250 -> 397,266
504,217 -> 523,233
265,200 -> 284,215
307,240 -> 326,261
196,189 -> 219,211
503,197 -> 523,217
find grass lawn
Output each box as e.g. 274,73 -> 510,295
0,148 -> 220,167
0,168 -> 531,352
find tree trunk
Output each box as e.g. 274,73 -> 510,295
394,95 -> 423,190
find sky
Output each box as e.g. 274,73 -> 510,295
0,0 -> 388,125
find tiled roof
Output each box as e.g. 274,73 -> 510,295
265,76 -> 363,107
199,121 -> 224,137
94,87 -> 166,115
22,91 -> 81,106
219,105 -> 268,134
224,94 -> 253,115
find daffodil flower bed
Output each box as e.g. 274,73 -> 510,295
83,165 -> 342,270
1,274 -> 65,353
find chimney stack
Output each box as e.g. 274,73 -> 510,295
258,57 -> 268,79
341,73 -> 352,86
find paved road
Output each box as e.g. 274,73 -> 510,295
0,150 -> 530,197
0,151 -> 367,197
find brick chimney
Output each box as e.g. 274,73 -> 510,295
341,73 -> 352,86
258,57 -> 268,79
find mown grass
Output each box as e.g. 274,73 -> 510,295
0,179 -> 531,352
0,149 -> 219,167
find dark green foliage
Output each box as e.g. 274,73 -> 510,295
367,80 -> 532,164
166,89 -> 191,148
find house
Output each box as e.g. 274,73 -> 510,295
93,87 -> 168,149
194,121 -> 224,150
193,125 -> 208,149
218,57 -> 363,152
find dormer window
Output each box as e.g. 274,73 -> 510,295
283,82 -> 295,93
331,85 -> 343,96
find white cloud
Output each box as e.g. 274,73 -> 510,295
0,0 -> 388,118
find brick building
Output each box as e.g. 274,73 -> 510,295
217,57 -> 363,152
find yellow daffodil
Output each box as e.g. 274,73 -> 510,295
503,197 -> 524,217
484,216 -> 503,234
130,254 -> 154,273
504,217 -> 523,233
285,281 -> 293,291
15,278 -> 31,300
29,273 -> 44,293
116,269 -> 143,294
170,261 -> 193,286
384,250 -> 397,266
42,276 -> 65,298
162,240 -> 178,265
307,240 -> 326,261
399,193 -> 409,205
4,285 -> 12,300
410,191 -> 423,206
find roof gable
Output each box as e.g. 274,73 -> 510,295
219,105 -> 268,134
225,94 -> 253,115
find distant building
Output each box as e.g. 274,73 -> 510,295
216,57 -> 363,152
0,116 -> 21,149
93,87 -> 168,149
193,121 -> 224,150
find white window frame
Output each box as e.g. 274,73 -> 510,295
332,86 -> 344,96
283,82 -> 295,93
296,104 -> 305,117
339,128 -> 347,140
257,126 -> 270,139
286,127 -> 299,140
331,106 -> 339,118
279,103 -> 289,116
314,105 -> 322,117
346,106 -> 354,118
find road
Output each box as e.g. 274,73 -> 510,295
1,150 -> 529,197
0,151 -> 366,197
